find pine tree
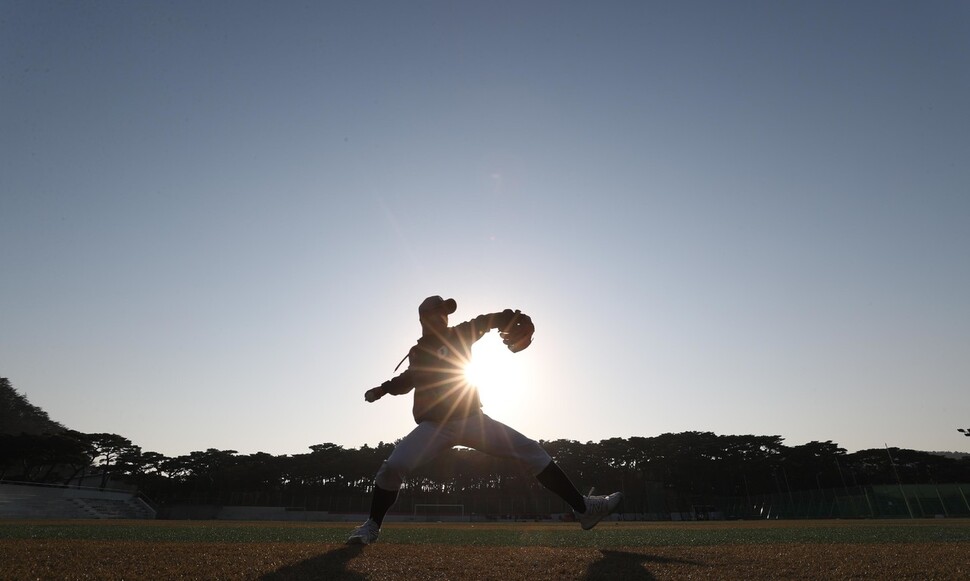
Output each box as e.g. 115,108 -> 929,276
0,377 -> 65,435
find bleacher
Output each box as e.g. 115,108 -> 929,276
0,481 -> 156,520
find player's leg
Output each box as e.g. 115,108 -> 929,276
455,413 -> 553,476
349,421 -> 456,544
534,461 -> 586,513
458,414 -> 622,529
374,421 -> 457,493
535,459 -> 623,529
536,462 -> 623,531
455,413 -> 580,506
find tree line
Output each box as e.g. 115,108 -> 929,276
3,377 -> 969,517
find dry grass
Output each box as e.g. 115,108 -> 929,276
1,520 -> 968,580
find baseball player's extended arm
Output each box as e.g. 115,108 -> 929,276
482,310 -> 518,331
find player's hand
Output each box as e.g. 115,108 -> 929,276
364,386 -> 385,403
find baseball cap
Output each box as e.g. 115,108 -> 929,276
418,295 -> 457,317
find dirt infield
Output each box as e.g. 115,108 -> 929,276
1,520 -> 968,580
2,539 -> 968,580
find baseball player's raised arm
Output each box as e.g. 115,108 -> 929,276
458,311 -> 518,343
487,310 -> 519,330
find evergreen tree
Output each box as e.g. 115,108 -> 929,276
0,377 -> 65,435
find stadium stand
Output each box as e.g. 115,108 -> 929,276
0,481 -> 156,520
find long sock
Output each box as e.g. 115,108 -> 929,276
535,461 -> 586,513
369,485 -> 399,526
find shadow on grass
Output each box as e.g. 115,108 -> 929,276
261,545 -> 365,581
582,550 -> 704,580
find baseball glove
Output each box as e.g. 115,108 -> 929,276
500,310 -> 535,353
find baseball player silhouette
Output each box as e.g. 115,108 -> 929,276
347,295 -> 622,544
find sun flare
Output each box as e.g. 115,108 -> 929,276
464,334 -> 532,418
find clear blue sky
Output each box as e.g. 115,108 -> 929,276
2,1 -> 968,458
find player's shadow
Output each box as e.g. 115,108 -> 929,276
582,550 -> 703,580
260,545 -> 365,581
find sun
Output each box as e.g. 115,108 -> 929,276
463,335 -> 506,389
464,334 -> 533,419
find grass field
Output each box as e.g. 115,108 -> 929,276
1,519 -> 968,580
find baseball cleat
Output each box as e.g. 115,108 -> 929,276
575,490 -> 623,530
346,519 -> 380,545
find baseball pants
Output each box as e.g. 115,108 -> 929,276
374,413 -> 552,491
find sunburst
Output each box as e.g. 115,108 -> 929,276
464,333 -> 531,417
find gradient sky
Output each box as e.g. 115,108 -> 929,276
2,1 -> 968,458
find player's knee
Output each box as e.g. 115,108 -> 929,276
524,443 -> 553,475
374,458 -> 406,491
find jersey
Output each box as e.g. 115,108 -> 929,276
382,314 -> 497,423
